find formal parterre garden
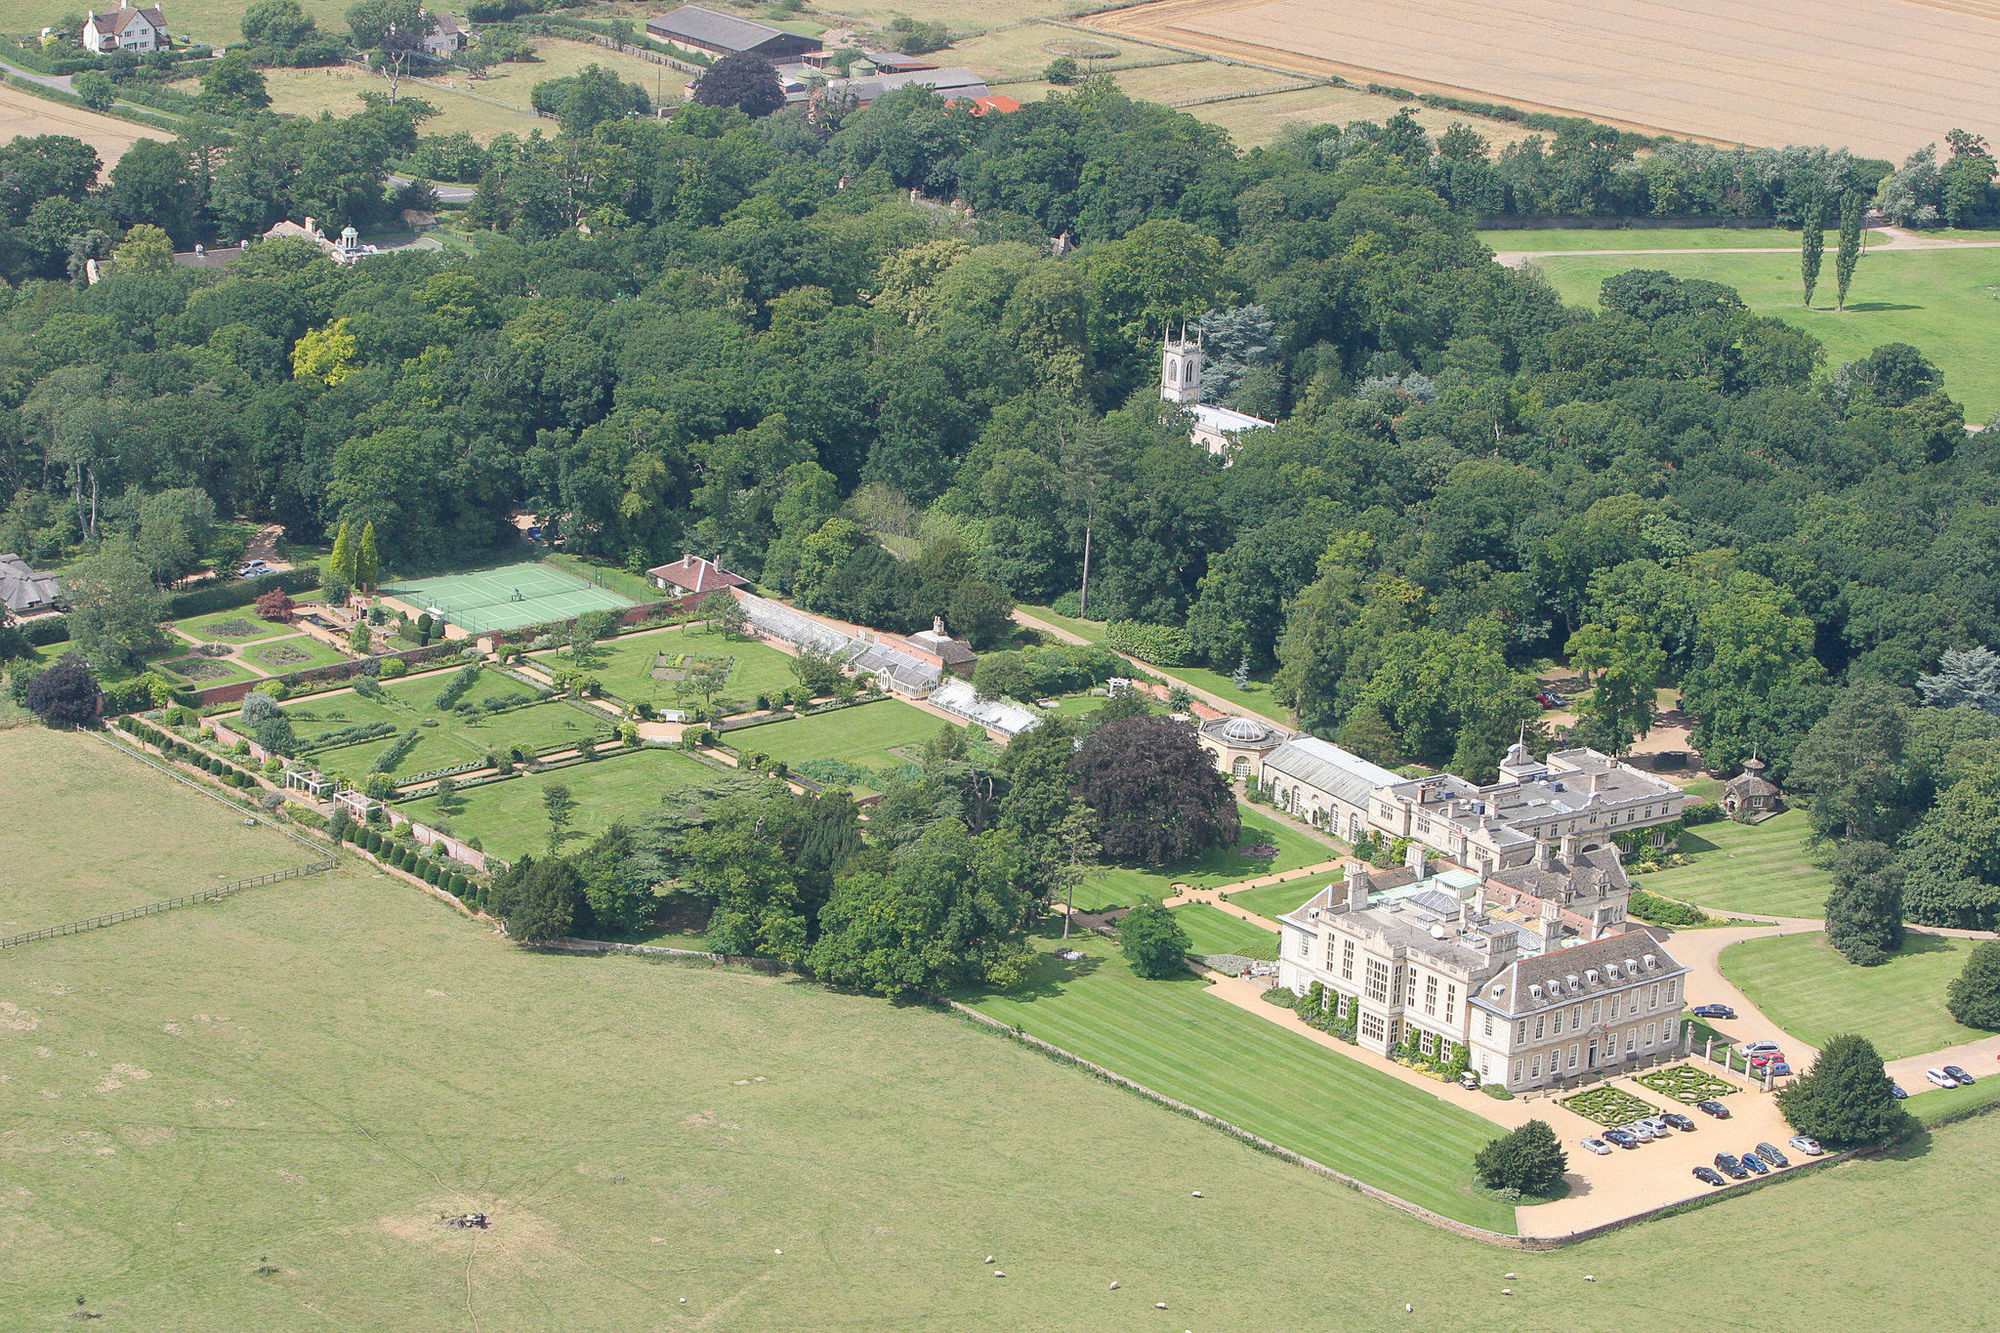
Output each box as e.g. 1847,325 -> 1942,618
535,623 -> 799,712
1558,1086 -> 1663,1126
1631,1063 -> 1736,1105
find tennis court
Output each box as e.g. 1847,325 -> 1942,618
378,561 -> 636,633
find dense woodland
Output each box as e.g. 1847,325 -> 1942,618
5,77 -> 2000,958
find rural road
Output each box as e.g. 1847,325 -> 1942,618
1492,226 -> 2000,267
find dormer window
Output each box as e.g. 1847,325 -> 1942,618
1643,953 -> 1658,969
1585,968 -> 1599,985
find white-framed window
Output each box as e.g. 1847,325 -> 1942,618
1365,959 -> 1390,1003
1419,1030 -> 1436,1056
1552,1010 -> 1563,1035
1643,1021 -> 1655,1046
1650,983 -> 1660,1009
1534,1015 -> 1545,1040
1425,975 -> 1438,1016
1531,1055 -> 1541,1078
1341,940 -> 1355,980
1609,994 -> 1621,1020
1572,1004 -> 1584,1029
1569,1042 -> 1579,1068
1591,998 -> 1602,1023
1626,1029 -> 1637,1053
1297,931 -> 1309,959
1667,977 -> 1677,1001
1326,936 -> 1337,968
1445,984 -> 1456,1023
1360,1011 -> 1386,1044
1516,1021 -> 1527,1042
1512,1059 -> 1523,1083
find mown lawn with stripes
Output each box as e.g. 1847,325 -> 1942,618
965,933 -> 1515,1231
1640,809 -> 1831,918
1171,902 -> 1279,961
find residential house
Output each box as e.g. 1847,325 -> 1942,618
1258,735 -> 1402,843
646,553 -> 747,600
82,0 -> 166,52
263,217 -> 374,265
646,5 -> 816,61
1196,713 -> 1290,780
422,12 -> 469,57
900,615 -> 977,678
1480,834 -> 1633,947
1277,857 -> 1687,1092
0,553 -> 61,615
1368,743 -> 1687,877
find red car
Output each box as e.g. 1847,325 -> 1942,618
1748,1051 -> 1787,1069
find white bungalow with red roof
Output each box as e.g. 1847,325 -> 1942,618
646,554 -> 747,601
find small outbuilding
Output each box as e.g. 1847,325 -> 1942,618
1196,713 -> 1290,780
1721,756 -> 1783,820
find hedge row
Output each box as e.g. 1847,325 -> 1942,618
1107,620 -> 1195,667
118,715 -> 260,788
332,819 -> 476,900
166,566 -> 320,619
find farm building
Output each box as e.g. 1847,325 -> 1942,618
803,66 -> 994,108
646,5 -> 816,61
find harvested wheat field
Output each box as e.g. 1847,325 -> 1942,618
1089,0 -> 2000,159
0,81 -> 164,165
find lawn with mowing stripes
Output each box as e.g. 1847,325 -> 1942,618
1640,809 -> 1832,918
1172,902 -> 1278,960
1226,872 -> 1339,923
966,932 -> 1513,1231
1074,805 -> 1334,912
397,745 -> 729,861
728,699 -> 944,781
1720,931 -> 1986,1060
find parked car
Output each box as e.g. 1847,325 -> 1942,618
1944,1065 -> 1976,1086
1603,1129 -> 1640,1148
1926,1067 -> 1959,1089
237,561 -> 271,578
1638,1116 -> 1675,1137
1890,1083 -> 1908,1099
1458,1069 -> 1480,1089
1662,1112 -> 1696,1132
1692,1004 -> 1736,1020
1762,1061 -> 1793,1078
1755,1141 -> 1790,1168
1536,692 -> 1565,709
1739,1041 -> 1784,1057
1621,1121 -> 1658,1142
1692,1166 -> 1727,1187
1748,1052 -> 1784,1069
1788,1135 -> 1823,1156
1580,1137 -> 1613,1156
1740,1153 -> 1769,1175
1695,1099 -> 1732,1119
1714,1153 -> 1748,1179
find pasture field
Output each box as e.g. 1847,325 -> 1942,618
397,744 -> 725,860
16,737 -> 2000,1323
1721,931 -> 1986,1060
966,930 -> 1514,1229
1191,80 -> 1543,150
727,698 -> 945,778
261,64 -> 549,142
1527,245 -> 2000,419
1482,228 -> 1844,253
1226,869 -> 1335,921
1171,901 -> 1279,959
1073,803 -> 1331,911
544,623 -> 798,711
1639,808 -> 1833,919
0,728 -> 308,934
1089,0 -> 2000,160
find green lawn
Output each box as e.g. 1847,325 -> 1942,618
237,634 -> 349,674
1155,663 -> 1293,725
728,699 -> 946,781
397,745 -> 725,861
1016,603 -> 1109,642
1226,871 -> 1340,922
1640,808 -> 1832,918
1721,931 -> 1988,1061
541,624 -> 799,711
1172,902 -> 1279,960
1483,228 -> 1841,252
542,549 -> 669,604
0,728 -> 308,934
1527,245 -> 2000,419
1074,804 -> 1334,912
169,607 -> 298,644
965,931 -> 1514,1230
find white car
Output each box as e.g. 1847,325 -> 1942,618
1580,1137 -> 1613,1156
1926,1067 -> 1958,1089
1788,1135 -> 1823,1156
1739,1040 -> 1784,1057
1620,1122 -> 1657,1142
1638,1117 -> 1674,1136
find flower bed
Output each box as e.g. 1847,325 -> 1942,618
1631,1062 -> 1736,1104
1557,1085 -> 1661,1126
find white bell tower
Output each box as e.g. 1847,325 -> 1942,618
1161,324 -> 1203,404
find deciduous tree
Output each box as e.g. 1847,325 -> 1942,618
1069,714 -> 1238,866
1472,1119 -> 1568,1195
690,52 -> 784,118
23,653 -> 98,727
1117,897 -> 1191,978
1946,940 -> 2000,1030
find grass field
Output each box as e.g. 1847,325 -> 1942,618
398,744 -> 725,860
1015,604 -> 1295,723
967,930 -> 1513,1229
1527,245 -> 2000,420
261,64 -> 549,141
1640,809 -> 1833,918
541,549 -> 666,603
728,698 -> 946,779
1721,931 -> 1988,1060
19,728 -> 2000,1324
1226,870 -> 1337,921
1190,80 -> 1543,150
0,728 -> 309,934
169,607 -> 297,644
1483,228 -> 1842,252
381,560 -> 635,634
1016,602 -> 1108,642
1074,804 -> 1332,911
1172,901 -> 1279,959
547,623 -> 799,711
0,78 -> 165,166
237,633 -> 349,674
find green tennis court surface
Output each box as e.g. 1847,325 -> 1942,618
379,562 -> 636,633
